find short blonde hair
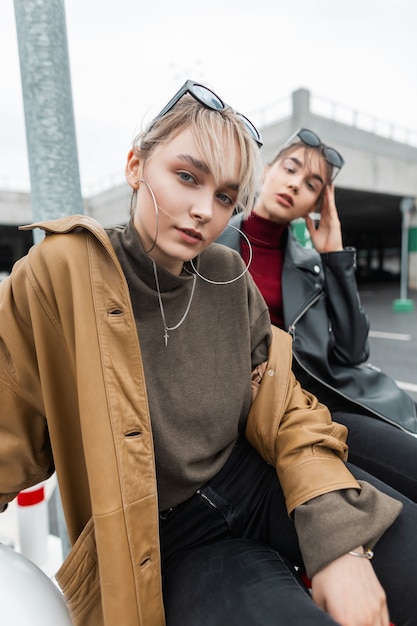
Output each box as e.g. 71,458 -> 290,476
132,95 -> 262,216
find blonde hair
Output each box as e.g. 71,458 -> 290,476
132,95 -> 262,216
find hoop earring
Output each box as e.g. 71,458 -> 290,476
189,224 -> 253,285
137,178 -> 159,253
129,187 -> 137,216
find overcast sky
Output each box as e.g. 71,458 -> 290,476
1,0 -> 416,195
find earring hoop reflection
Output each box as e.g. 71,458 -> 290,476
137,178 -> 159,253
189,224 -> 253,285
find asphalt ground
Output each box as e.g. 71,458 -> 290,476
358,282 -> 417,403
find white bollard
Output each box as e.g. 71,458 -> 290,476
0,543 -> 72,625
17,482 -> 49,567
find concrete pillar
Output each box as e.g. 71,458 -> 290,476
292,88 -> 312,128
14,0 -> 83,245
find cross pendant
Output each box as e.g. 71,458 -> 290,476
164,329 -> 169,347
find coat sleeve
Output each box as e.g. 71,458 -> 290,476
0,260 -> 54,507
246,325 -> 360,516
321,248 -> 370,365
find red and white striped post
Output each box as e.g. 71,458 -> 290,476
17,482 -> 49,567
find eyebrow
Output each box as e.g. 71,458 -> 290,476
177,154 -> 239,191
288,156 -> 324,186
177,154 -> 210,174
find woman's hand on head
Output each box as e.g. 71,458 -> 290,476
306,184 -> 344,253
311,549 -> 390,626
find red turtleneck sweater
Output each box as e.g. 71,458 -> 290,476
241,211 -> 288,329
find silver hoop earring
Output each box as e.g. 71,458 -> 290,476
137,178 -> 159,253
189,224 -> 253,285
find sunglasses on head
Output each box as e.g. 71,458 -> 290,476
152,80 -> 263,148
285,128 -> 345,175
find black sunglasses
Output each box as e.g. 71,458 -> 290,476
153,80 -> 263,148
285,128 -> 345,174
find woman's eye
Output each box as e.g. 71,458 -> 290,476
178,171 -> 196,184
282,159 -> 296,174
306,181 -> 319,193
217,192 -> 233,205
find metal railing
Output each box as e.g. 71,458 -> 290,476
249,91 -> 417,147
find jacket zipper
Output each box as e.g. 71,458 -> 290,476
287,291 -> 323,335
196,489 -> 219,510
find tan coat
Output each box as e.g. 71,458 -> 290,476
0,216 -> 359,626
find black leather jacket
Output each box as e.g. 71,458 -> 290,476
217,213 -> 417,435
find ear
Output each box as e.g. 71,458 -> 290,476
125,149 -> 141,190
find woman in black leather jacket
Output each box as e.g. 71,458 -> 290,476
217,128 -> 417,501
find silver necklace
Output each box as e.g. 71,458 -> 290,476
152,259 -> 197,346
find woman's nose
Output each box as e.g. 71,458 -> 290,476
288,178 -> 300,192
190,195 -> 214,222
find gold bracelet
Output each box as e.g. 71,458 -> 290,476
349,548 -> 374,560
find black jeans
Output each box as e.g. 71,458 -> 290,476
160,438 -> 417,626
333,409 -> 417,502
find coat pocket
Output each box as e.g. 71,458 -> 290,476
56,517 -> 103,626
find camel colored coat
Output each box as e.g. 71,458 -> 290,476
0,216 -> 358,625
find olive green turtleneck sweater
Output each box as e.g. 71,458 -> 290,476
107,219 -> 271,510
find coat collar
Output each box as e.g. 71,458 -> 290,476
19,213 -> 108,242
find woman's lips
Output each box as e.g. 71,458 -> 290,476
177,227 -> 203,245
276,193 -> 294,207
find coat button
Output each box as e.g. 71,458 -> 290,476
313,265 -> 320,274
